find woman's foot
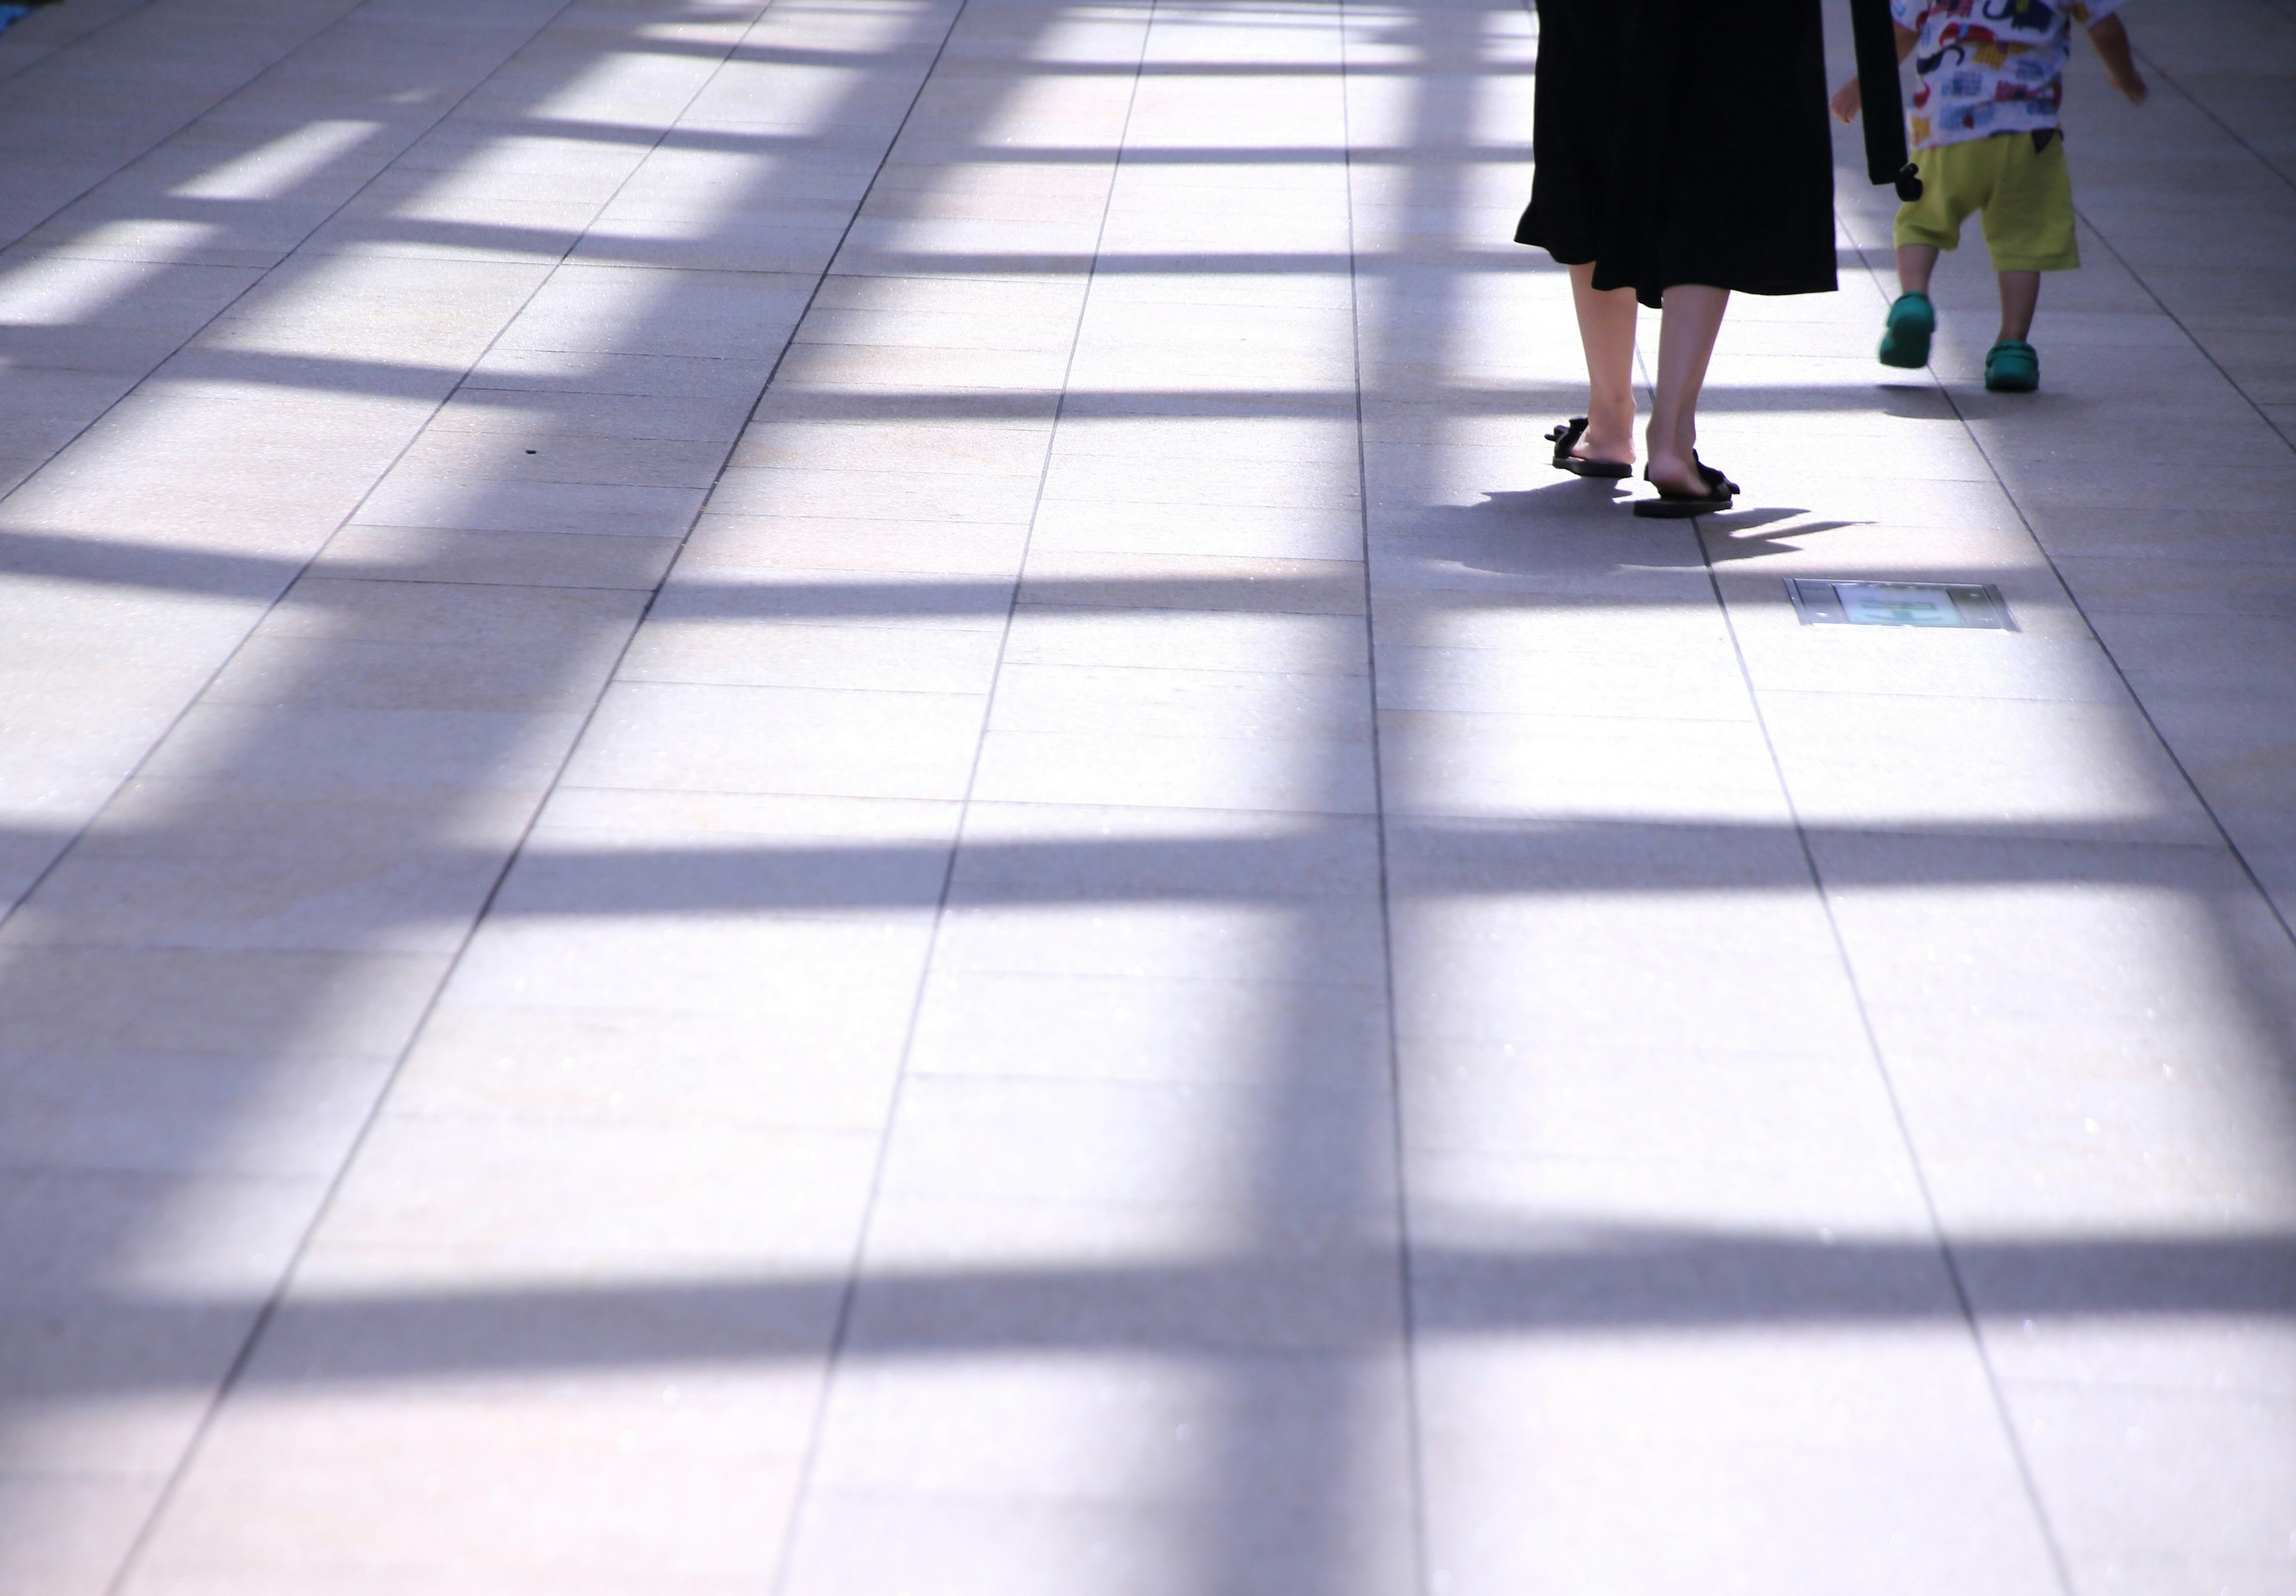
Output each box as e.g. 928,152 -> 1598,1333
1574,400 -> 1636,468
1641,451 -> 1716,500
1634,451 -> 1733,517
1546,417 -> 1632,478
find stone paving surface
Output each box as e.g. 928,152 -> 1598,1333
1,0 -> 2293,1590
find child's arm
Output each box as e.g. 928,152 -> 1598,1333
2086,14 -> 2149,104
1831,23 -> 1919,123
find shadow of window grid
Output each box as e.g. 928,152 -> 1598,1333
0,0 -> 2292,1588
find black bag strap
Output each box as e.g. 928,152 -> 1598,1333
1849,0 -> 1925,200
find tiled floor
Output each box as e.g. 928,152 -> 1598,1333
1,0 -> 2292,1591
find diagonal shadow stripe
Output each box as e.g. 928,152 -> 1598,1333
29,1231 -> 2296,1399
496,118 -> 1535,161
0,816 -> 2251,934
0,521 -> 1984,614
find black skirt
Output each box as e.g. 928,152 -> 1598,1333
1516,0 -> 1837,309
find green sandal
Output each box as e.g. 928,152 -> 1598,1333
1984,339 -> 2040,393
1879,292 -> 1934,369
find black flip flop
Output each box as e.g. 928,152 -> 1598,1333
1546,417 -> 1632,479
1632,463 -> 1733,519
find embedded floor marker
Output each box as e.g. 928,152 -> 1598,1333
1787,579 -> 2013,629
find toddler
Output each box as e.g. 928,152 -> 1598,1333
1833,0 -> 2148,392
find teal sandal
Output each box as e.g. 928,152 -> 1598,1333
1984,339 -> 2040,393
1879,291 -> 1934,369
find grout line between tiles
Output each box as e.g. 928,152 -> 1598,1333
84,3 -> 886,1589
1344,0 -> 1434,1589
1876,222 -> 2296,953
2126,39 -> 2296,195
1690,406 -> 2090,1596
0,2 -> 638,947
2070,207 -> 2296,457
758,1 -> 1160,1588
1705,521 -> 2087,1595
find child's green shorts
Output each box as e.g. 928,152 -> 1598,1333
1894,130 -> 2080,273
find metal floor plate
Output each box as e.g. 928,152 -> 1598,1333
1787,579 -> 2013,629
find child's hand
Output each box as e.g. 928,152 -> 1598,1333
2087,17 -> 2148,107
1830,77 -> 1862,123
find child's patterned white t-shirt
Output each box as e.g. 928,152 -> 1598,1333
1889,0 -> 2124,149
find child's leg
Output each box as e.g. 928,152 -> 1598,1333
1897,244 -> 1940,296
1979,134 -> 2078,347
1882,244 -> 1942,366
1886,145 -> 1970,368
1997,271 -> 2040,342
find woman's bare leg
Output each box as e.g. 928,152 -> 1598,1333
1568,261 -> 1639,464
1646,283 -> 1730,496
